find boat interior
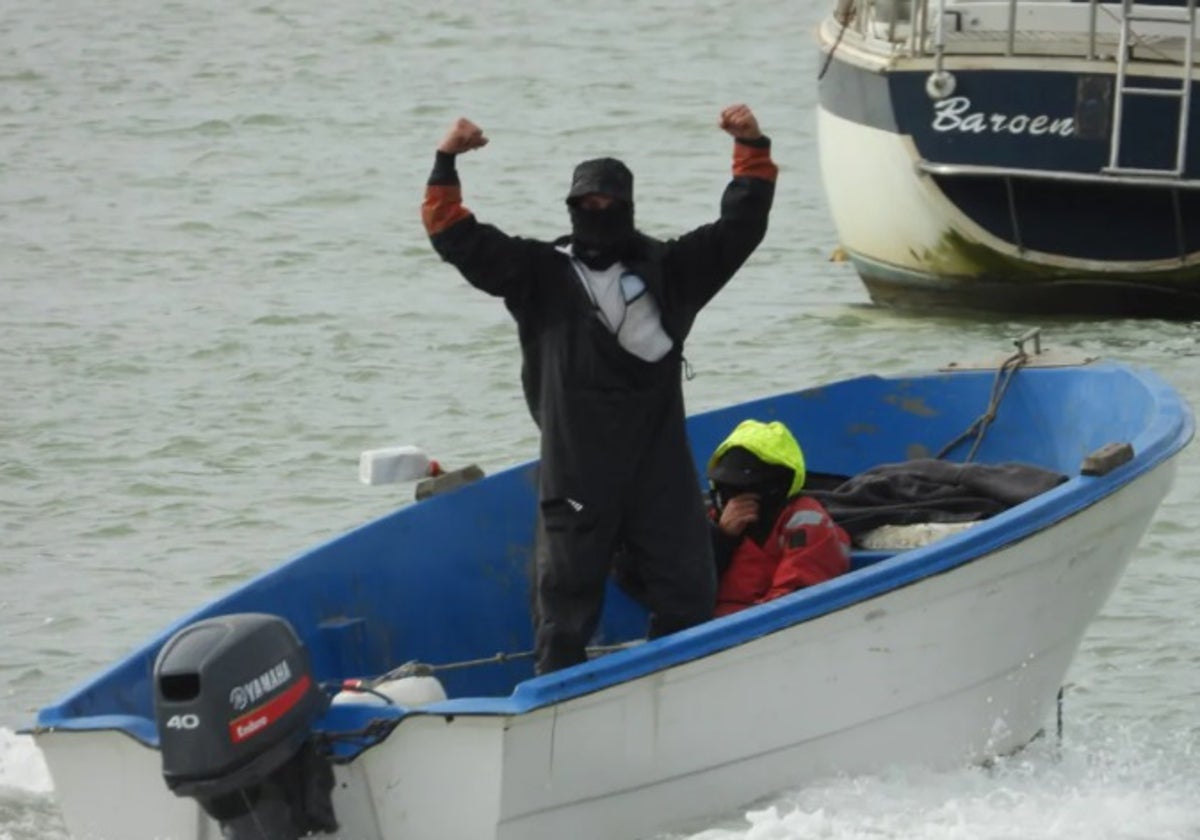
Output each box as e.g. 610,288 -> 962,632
36,352 -> 1186,746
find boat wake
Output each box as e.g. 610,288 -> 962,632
661,717 -> 1200,840
0,728 -> 65,840
0,729 -> 50,796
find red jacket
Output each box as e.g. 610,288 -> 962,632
715,496 -> 851,617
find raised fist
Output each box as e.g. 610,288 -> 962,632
718,104 -> 763,141
438,118 -> 489,155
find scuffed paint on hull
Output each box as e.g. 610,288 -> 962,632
853,247 -> 1200,318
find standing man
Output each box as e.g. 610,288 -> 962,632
422,104 -> 778,674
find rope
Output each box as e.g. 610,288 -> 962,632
818,14 -> 853,81
399,649 -> 535,676
314,718 -> 404,764
366,640 -> 643,685
935,347 -> 1030,462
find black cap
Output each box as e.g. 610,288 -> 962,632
567,157 -> 633,205
707,446 -> 793,490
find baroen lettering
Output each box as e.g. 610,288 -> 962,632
931,96 -> 1073,137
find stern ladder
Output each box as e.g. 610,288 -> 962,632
1106,0 -> 1198,177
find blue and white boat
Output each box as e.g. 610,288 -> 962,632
29,335 -> 1193,840
817,0 -> 1200,317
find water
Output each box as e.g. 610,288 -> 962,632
2,1 -> 1199,837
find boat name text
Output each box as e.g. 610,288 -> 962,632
931,97 -> 1074,138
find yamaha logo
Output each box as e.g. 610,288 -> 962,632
228,660 -> 293,711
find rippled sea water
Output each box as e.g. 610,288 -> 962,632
3,2 -> 1200,838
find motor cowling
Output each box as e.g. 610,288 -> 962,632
153,613 -> 336,839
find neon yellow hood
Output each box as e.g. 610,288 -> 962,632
707,419 -> 806,497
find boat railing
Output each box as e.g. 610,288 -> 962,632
841,0 -> 1199,64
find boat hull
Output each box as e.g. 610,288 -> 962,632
817,42 -> 1200,317
34,456 -> 1179,840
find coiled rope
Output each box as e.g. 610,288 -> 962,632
935,329 -> 1041,462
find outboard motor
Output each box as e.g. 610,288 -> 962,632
153,613 -> 337,839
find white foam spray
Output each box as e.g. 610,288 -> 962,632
665,719 -> 1200,840
0,729 -> 51,795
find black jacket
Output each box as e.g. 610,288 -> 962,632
427,148 -> 776,429
425,141 -> 776,511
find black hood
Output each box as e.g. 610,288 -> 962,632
566,157 -> 633,204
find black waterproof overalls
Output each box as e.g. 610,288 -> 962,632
425,140 -> 776,672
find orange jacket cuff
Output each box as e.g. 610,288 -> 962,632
733,142 -> 778,182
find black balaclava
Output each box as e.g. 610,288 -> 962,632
566,157 -> 636,270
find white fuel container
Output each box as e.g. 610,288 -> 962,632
331,674 -> 448,708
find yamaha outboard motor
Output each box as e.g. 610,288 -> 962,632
153,613 -> 337,839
